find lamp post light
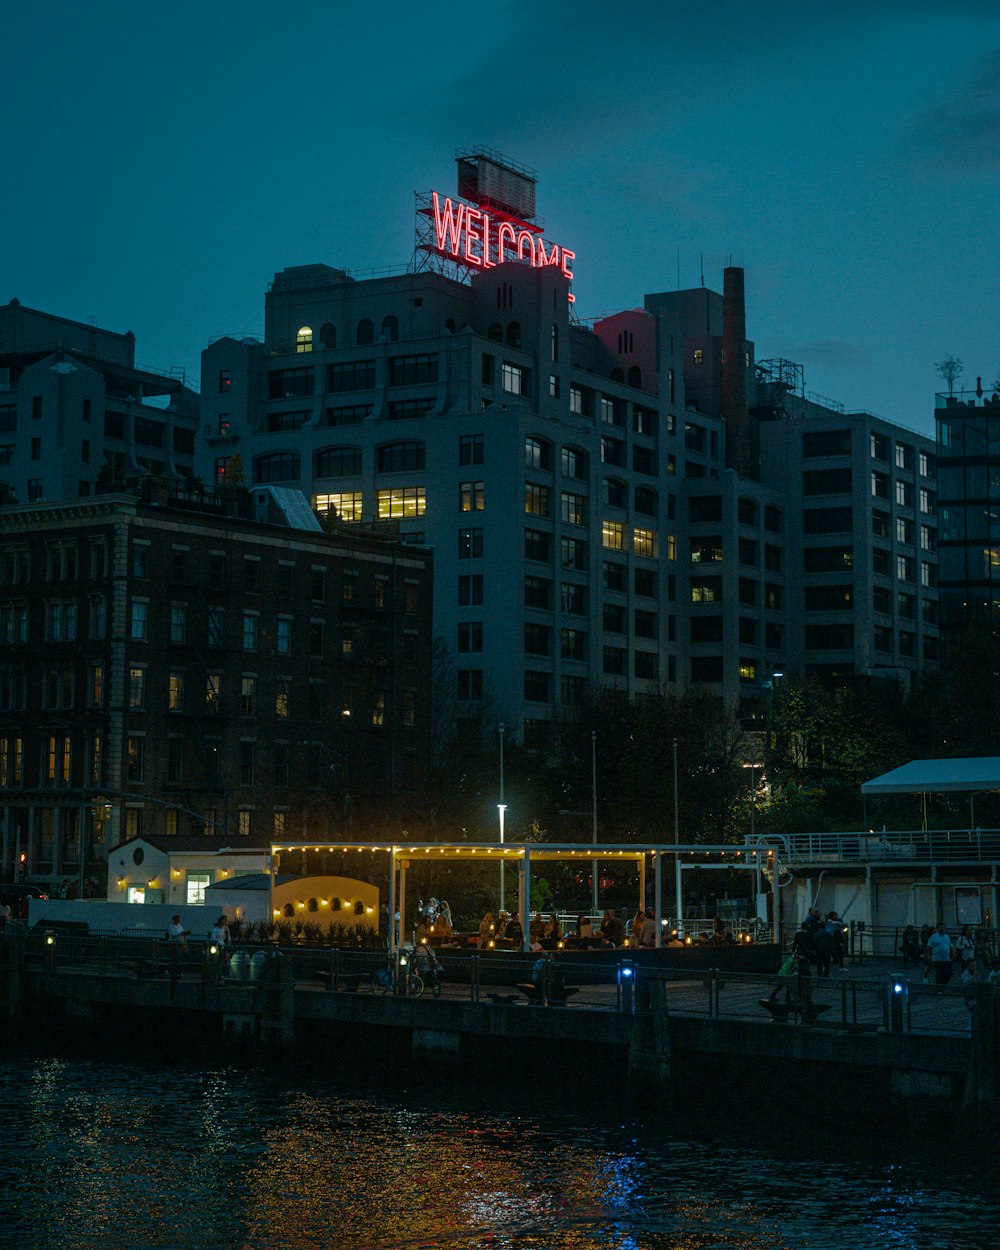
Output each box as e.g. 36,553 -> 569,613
498,802 -> 508,913
498,723 -> 506,915
672,737 -> 679,845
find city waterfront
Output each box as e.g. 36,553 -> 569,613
0,1043 -> 996,1250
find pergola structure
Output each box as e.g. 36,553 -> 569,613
269,840 -> 776,952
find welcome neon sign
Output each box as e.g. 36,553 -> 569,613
427,192 -> 576,300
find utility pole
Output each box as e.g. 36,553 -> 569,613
673,738 -> 679,844
591,730 -> 598,914
498,723 -> 506,915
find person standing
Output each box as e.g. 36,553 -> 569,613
926,922 -> 955,984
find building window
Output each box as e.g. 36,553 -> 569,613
524,484 -> 551,517
240,741 -> 255,786
254,452 -> 301,484
459,528 -> 484,559
502,363 -> 525,394
315,446 -> 362,477
459,574 -> 484,606
389,353 -> 438,385
243,612 -> 258,651
377,441 -> 425,473
524,671 -> 550,702
524,529 -> 550,563
206,674 -> 222,713
241,675 -> 256,716
561,492 -> 586,526
558,537 -> 584,570
602,520 -> 625,551
378,486 -> 425,518
315,492 -> 363,522
458,669 -> 483,701
310,621 -> 325,657
524,622 -> 551,656
561,628 -> 586,661
132,543 -> 150,579
561,446 -> 587,479
168,672 -> 184,712
458,622 -> 483,653
460,481 -> 485,512
126,736 -> 145,783
633,528 -> 658,558
525,436 -> 552,470
128,666 -> 146,709
603,646 -> 626,675
460,434 -> 484,465
130,600 -> 148,641
277,617 -> 292,654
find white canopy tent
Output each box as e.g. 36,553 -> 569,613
861,757 -> 1000,828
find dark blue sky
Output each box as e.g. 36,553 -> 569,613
5,2 -> 999,433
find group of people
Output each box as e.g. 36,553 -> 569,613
790,907 -> 847,977
902,922 -> 1000,987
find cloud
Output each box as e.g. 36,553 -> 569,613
790,339 -> 872,369
404,1 -> 1000,155
903,47 -> 1000,169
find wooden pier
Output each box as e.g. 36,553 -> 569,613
2,933 -> 997,1133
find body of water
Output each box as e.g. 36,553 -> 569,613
0,1047 -> 995,1249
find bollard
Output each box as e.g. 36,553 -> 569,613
887,978 -> 907,1032
618,959 -> 635,1014
43,931 -> 56,973
471,953 -> 479,1003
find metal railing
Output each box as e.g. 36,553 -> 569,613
10,931 -> 989,1039
748,827 -> 1000,865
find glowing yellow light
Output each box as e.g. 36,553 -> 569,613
366,906 -> 374,914
297,901 -> 305,910
45,934 -> 55,946
488,940 -> 495,949
272,908 -> 280,917
171,869 -> 181,878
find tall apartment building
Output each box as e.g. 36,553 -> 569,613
0,299 -> 199,503
0,489 -> 433,883
760,401 -> 939,685
936,387 -> 1000,628
200,259 -> 696,743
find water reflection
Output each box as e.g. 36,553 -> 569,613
0,1054 -> 993,1250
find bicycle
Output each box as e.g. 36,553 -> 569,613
372,952 -> 425,997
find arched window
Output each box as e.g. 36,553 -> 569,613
488,324 -> 503,342
628,366 -> 642,388
314,446 -> 362,477
253,452 -> 301,483
296,326 -> 313,353
319,323 -> 337,348
506,321 -> 521,347
381,315 -> 399,342
357,318 -> 374,346
377,441 -> 425,473
524,435 -> 552,471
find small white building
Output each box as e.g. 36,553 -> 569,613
107,836 -> 270,907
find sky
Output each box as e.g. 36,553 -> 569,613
4,1 -> 1000,435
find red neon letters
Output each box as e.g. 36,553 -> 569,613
431,192 -> 576,296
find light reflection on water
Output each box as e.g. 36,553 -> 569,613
0,1054 -> 994,1250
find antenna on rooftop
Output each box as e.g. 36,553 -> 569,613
700,253 -> 704,287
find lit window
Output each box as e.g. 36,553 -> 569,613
459,481 -> 484,512
502,363 -> 525,394
128,666 -> 145,709
602,520 -> 625,550
296,326 -> 313,353
315,492 -> 363,522
168,672 -> 184,711
378,486 -> 426,518
693,349 -> 704,365
633,528 -> 658,558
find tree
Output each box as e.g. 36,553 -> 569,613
935,355 -> 964,396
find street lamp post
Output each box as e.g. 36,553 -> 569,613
672,737 -> 679,844
498,723 -> 506,915
590,730 -> 598,915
